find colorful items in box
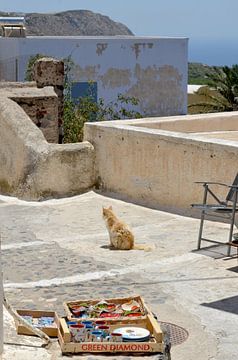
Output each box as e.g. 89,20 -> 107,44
67,320 -> 150,343
21,315 -> 57,328
68,299 -> 143,319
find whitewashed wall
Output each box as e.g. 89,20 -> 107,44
0,36 -> 188,116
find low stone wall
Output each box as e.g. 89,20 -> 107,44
0,86 -> 59,143
85,113 -> 238,215
0,97 -> 95,199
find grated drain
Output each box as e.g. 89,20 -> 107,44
159,321 -> 189,346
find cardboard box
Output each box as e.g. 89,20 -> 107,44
16,309 -> 59,337
64,295 -> 148,323
58,312 -> 164,354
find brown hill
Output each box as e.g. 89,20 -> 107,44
0,10 -> 134,36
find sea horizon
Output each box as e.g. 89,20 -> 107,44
188,37 -> 238,67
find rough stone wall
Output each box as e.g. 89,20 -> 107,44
13,96 -> 58,143
0,85 -> 59,143
2,57 -> 65,144
34,57 -> 64,86
34,57 -> 64,139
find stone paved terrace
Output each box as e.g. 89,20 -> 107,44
0,191 -> 238,360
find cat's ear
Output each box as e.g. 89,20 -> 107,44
109,206 -> 112,210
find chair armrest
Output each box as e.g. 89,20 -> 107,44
228,185 -> 238,189
195,182 -> 238,190
194,181 -> 229,187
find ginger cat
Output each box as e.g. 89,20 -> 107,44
102,206 -> 151,251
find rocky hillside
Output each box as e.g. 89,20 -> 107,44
0,10 -> 133,36
188,62 -> 222,85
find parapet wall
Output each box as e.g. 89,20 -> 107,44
0,97 -> 95,199
85,113 -> 238,214
128,112 -> 238,133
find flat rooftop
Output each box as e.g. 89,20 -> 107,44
0,191 -> 238,359
0,35 -> 188,40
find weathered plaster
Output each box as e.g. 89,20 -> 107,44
85,112 -> 238,215
74,65 -> 99,81
131,43 -> 154,59
0,36 -> 188,116
126,64 -> 184,116
99,68 -> 131,89
0,96 -> 95,199
96,43 -> 108,56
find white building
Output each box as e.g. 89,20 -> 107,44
0,36 -> 188,116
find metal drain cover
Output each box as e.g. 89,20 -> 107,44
159,321 -> 189,346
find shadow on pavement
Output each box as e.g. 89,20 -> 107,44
201,295 -> 238,315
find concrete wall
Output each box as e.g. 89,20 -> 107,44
0,97 -> 95,199
120,112 -> 238,133
84,113 -> 238,215
0,36 -> 188,116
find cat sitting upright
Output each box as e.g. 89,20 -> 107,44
102,206 -> 151,251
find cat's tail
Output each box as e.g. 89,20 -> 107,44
133,244 -> 153,252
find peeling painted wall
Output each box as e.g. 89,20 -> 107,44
125,64 -> 184,116
100,68 -> 131,89
131,43 -> 154,59
0,36 -> 188,116
96,43 -> 108,56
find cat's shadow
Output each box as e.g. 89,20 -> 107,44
100,245 -> 120,251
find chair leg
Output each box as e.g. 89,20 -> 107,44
227,235 -> 232,257
227,216 -> 234,256
227,218 -> 234,256
197,210 -> 205,250
227,191 -> 238,256
197,184 -> 208,250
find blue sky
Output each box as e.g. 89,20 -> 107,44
1,0 -> 238,65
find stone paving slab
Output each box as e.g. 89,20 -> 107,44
0,191 -> 238,359
3,243 -> 114,284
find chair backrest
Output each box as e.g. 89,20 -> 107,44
226,172 -> 238,202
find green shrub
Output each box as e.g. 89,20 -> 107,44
25,54 -> 46,81
26,55 -> 142,143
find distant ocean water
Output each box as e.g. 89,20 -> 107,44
189,38 -> 238,66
